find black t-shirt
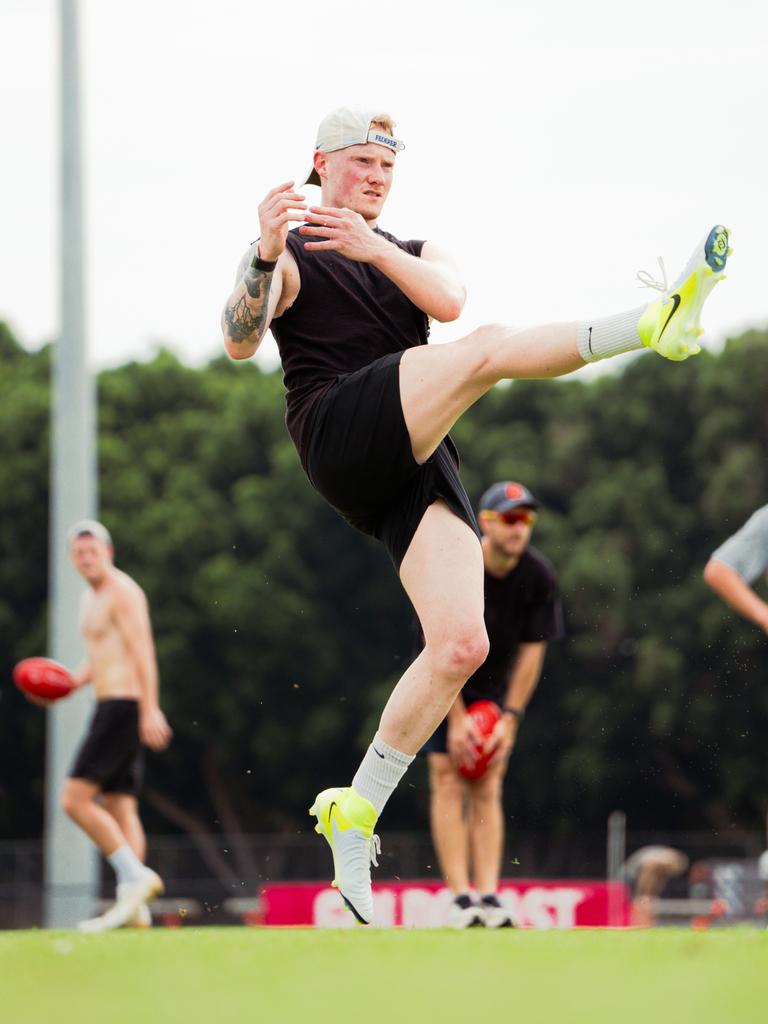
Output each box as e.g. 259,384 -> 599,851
462,546 -> 563,705
269,227 -> 428,464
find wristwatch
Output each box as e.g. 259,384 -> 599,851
503,706 -> 524,720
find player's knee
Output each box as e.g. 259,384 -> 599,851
470,323 -> 518,375
436,627 -> 489,681
60,783 -> 85,819
452,326 -> 502,381
470,323 -> 508,352
429,758 -> 464,798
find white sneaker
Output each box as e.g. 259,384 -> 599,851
448,894 -> 484,928
480,894 -> 515,928
77,868 -> 163,934
130,901 -> 152,928
310,787 -> 380,925
118,884 -> 153,928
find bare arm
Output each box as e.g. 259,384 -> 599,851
504,641 -> 547,714
221,181 -> 307,359
703,558 -> 768,632
372,241 -> 466,323
486,642 -> 547,764
71,660 -> 92,688
112,584 -> 172,750
221,244 -> 285,359
301,207 -> 466,322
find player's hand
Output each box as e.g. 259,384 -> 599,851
299,206 -> 389,262
484,714 -> 518,766
140,706 -> 173,751
257,181 -> 308,262
446,713 -> 483,769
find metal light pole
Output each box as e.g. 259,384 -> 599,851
44,0 -> 98,928
606,810 -> 627,927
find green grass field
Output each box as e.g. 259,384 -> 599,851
1,927 -> 765,1024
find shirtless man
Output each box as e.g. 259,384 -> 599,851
59,520 -> 172,932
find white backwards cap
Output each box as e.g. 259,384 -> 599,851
303,106 -> 405,186
67,519 -> 113,547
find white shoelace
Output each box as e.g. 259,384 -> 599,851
370,834 -> 381,867
636,256 -> 668,294
345,831 -> 381,882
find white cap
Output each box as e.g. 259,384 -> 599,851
67,519 -> 113,547
303,106 -> 405,186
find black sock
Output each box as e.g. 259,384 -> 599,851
481,893 -> 502,907
454,893 -> 474,910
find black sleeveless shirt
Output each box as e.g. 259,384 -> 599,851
270,226 -> 429,463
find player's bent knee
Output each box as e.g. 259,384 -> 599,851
429,760 -> 465,798
60,782 -> 85,818
469,322 -> 520,376
472,772 -> 504,802
432,628 -> 489,681
450,326 -> 504,383
102,793 -> 137,817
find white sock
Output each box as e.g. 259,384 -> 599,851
351,732 -> 414,817
107,844 -> 146,885
577,305 -> 646,362
578,238 -> 703,363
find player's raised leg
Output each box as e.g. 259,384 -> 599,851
311,501 -> 488,924
400,226 -> 730,463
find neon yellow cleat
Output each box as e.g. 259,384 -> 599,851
309,786 -> 380,924
637,225 -> 730,361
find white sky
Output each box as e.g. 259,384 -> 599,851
2,0 -> 767,376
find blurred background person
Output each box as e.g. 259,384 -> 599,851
704,503 -> 768,632
58,521 -> 172,932
423,482 -> 563,927
622,845 -> 690,927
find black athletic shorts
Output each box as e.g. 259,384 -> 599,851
306,351 -> 481,568
69,699 -> 144,797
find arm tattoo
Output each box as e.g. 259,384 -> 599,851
224,267 -> 273,344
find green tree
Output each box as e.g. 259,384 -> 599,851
2,322 -> 767,864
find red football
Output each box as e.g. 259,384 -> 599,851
458,699 -> 502,779
13,657 -> 75,701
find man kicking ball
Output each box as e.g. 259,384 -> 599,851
62,521 -> 172,932
221,105 -> 730,924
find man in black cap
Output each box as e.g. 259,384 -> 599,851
424,482 -> 563,927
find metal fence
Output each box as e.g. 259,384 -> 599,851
1,828 -> 765,929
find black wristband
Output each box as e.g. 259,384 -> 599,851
503,706 -> 524,720
250,252 -> 278,272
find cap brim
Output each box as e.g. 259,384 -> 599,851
496,498 -> 540,512
303,164 -> 321,187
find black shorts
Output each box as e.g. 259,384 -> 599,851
306,351 -> 481,568
69,699 -> 144,797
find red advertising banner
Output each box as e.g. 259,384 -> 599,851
261,880 -> 630,928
